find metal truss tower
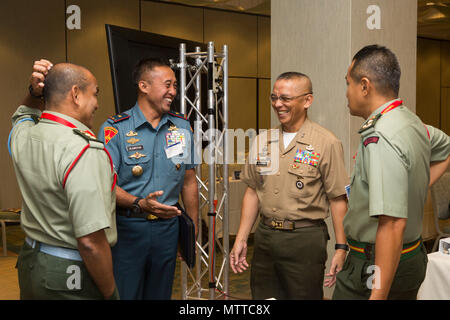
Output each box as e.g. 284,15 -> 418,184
174,41 -> 229,300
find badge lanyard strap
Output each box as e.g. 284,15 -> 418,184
41,112 -> 96,137
380,99 -> 403,115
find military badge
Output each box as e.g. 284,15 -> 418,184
129,152 -> 146,159
103,127 -> 118,145
126,130 -> 138,137
127,138 -> 140,144
166,132 -> 185,147
294,149 -> 320,167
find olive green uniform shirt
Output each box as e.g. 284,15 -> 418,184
344,99 -> 450,243
241,118 -> 349,220
10,105 -> 117,249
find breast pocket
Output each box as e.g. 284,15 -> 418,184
287,163 -> 319,198
255,165 -> 270,189
121,154 -> 151,183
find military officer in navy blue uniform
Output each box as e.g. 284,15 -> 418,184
98,58 -> 199,300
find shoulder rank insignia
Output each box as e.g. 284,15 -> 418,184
168,111 -> 187,120
104,126 -> 118,145
108,112 -> 130,123
73,129 -> 102,143
358,113 -> 382,134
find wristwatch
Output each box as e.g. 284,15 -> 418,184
132,197 -> 143,214
335,243 -> 349,251
28,84 -> 43,98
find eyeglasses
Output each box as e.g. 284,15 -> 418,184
270,92 -> 312,103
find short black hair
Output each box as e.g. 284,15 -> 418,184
132,57 -> 170,85
276,72 -> 313,94
350,44 -> 401,97
43,63 -> 89,106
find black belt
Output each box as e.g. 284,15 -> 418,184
262,216 -> 324,231
116,207 -> 159,220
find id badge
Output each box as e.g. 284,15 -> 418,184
165,142 -> 183,159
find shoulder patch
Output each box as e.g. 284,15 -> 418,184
73,129 -> 103,144
168,111 -> 188,121
108,112 -> 130,123
363,136 -> 379,147
103,126 -> 118,145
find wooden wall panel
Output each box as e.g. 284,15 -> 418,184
141,1 -> 203,43
416,38 -> 441,129
441,41 -> 450,88
0,0 -> 66,208
228,78 -> 257,130
258,79 -> 272,130
441,88 -> 450,135
204,9 -> 257,78
258,16 -> 270,79
66,0 -> 140,134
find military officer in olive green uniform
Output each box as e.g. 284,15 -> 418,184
230,72 -> 349,300
333,45 -> 450,300
10,60 -> 119,299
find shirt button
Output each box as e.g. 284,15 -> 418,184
281,155 -> 285,158
272,208 -> 277,212
276,172 -> 281,176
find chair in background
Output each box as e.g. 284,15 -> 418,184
0,209 -> 21,256
431,172 -> 450,252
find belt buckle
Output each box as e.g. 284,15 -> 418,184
271,219 -> 284,230
147,213 -> 158,220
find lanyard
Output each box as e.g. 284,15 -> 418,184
380,99 -> 403,115
41,112 -> 96,137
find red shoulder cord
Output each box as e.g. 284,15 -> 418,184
41,113 -> 116,190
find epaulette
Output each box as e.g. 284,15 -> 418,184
168,111 -> 188,121
31,115 -> 40,124
108,112 -> 130,123
73,128 -> 103,144
358,113 -> 382,134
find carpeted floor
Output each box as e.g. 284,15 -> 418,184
0,223 -> 253,300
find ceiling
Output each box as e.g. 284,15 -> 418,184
158,0 -> 270,15
418,0 -> 450,40
158,0 -> 450,41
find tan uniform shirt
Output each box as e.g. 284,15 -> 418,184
10,105 -> 117,249
241,118 -> 349,220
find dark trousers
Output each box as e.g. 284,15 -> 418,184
16,241 -> 110,300
250,221 -> 329,300
112,215 -> 179,300
332,243 -> 428,300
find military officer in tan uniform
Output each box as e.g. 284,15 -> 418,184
230,72 -> 349,300
10,60 -> 119,299
333,45 -> 450,300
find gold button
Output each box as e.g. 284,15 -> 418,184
272,208 -> 277,212
132,165 -> 143,177
274,189 -> 279,194
277,172 -> 281,176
